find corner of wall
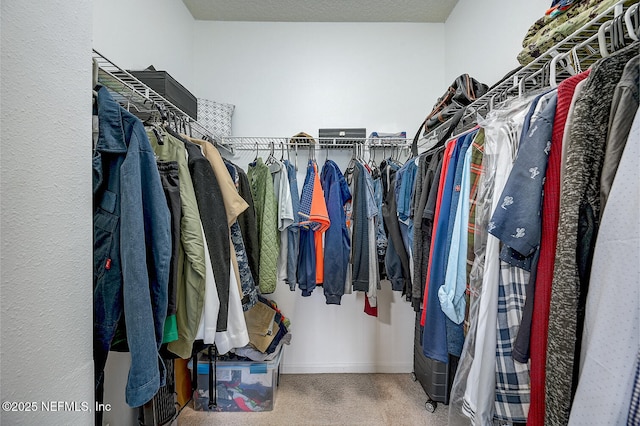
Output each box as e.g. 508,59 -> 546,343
93,0 -> 198,92
443,0 -> 550,87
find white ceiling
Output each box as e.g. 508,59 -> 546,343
181,0 -> 460,23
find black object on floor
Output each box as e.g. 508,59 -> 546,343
412,312 -> 459,413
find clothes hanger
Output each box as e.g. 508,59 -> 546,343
625,3 -> 639,41
397,143 -> 406,165
382,140 -> 387,163
543,61 -> 553,88
175,115 -> 181,133
323,140 -> 330,164
265,141 -> 278,165
143,103 -> 166,145
369,141 -> 383,178
518,63 -> 553,97
156,103 -> 169,126
149,118 -> 165,146
345,141 -> 357,172
284,139 -> 291,165
308,140 -> 316,163
611,14 -> 627,51
169,112 -> 178,133
598,19 -> 615,58
368,140 -> 377,168
252,140 -> 259,163
395,142 -> 405,165
390,143 -> 399,165
152,126 -> 164,146
550,28 -> 604,87
570,47 -> 583,75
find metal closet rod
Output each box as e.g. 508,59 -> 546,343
92,48 -> 235,154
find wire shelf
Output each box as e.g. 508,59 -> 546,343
219,136 -> 412,151
92,49 -> 234,154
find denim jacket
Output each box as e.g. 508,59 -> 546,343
320,160 -> 351,304
93,87 -> 171,407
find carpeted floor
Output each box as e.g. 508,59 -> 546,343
177,373 -> 449,425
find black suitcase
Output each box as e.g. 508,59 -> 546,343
413,312 -> 459,412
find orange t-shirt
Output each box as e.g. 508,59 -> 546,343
309,162 -> 330,284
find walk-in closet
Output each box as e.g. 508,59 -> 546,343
2,0 -> 639,425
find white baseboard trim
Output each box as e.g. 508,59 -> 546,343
280,362 -> 413,374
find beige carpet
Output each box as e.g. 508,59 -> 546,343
177,373 -> 449,425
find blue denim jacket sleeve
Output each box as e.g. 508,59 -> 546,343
94,87 -> 171,408
120,117 -> 172,406
321,161 -> 351,304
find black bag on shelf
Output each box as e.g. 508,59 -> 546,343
422,74 -> 488,134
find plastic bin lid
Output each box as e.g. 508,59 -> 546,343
189,345 -> 283,375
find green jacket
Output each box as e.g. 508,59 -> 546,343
148,129 -> 206,359
247,158 -> 279,293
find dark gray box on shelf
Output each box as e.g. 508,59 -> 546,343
318,128 -> 366,146
130,69 -> 198,120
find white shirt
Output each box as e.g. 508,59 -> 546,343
215,251 -> 250,355
195,225 -> 220,344
568,107 -> 640,426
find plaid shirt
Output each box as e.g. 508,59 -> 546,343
464,129 -> 485,335
494,260 -> 531,423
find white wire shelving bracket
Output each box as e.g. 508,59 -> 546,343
419,0 -> 638,148
92,49 -> 234,154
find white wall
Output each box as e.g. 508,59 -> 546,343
93,0 -> 197,93
444,0 -> 550,87
193,21 -> 446,373
192,22 -> 446,138
0,1 -> 94,425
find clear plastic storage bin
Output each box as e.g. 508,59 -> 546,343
190,347 -> 283,412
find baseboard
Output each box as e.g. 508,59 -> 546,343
281,362 -> 413,374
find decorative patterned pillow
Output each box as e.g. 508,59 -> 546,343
197,98 -> 235,139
